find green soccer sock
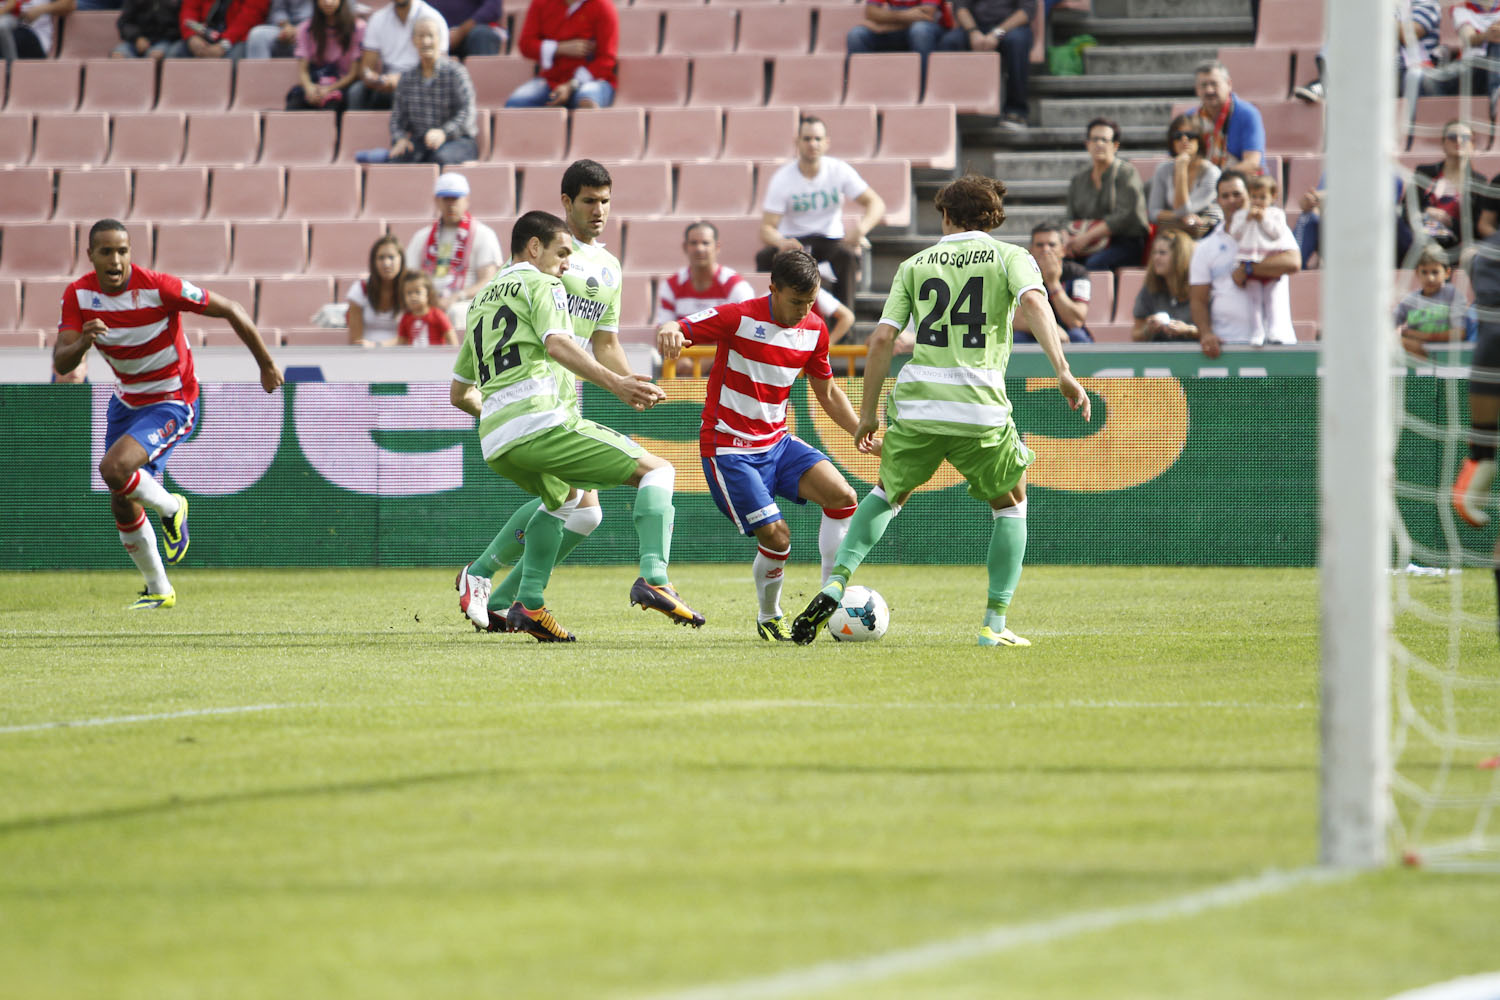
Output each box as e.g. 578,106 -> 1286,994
489,526 -> 589,612
985,508 -> 1028,632
633,485 -> 674,585
516,505 -> 567,609
472,497 -> 543,578
825,491 -> 898,594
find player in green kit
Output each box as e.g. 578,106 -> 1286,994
790,174 -> 1092,647
450,210 -> 706,642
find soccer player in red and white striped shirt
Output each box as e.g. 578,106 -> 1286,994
656,250 -> 871,641
53,219 -> 283,610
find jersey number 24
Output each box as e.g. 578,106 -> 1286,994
916,275 -> 986,349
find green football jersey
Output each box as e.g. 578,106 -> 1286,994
453,262 -> 578,460
551,237 -> 622,397
878,232 -> 1045,438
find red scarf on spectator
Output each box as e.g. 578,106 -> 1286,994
1200,94 -> 1234,168
423,213 -> 472,290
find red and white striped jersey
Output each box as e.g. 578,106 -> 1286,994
654,265 -> 756,325
679,296 -> 833,457
60,266 -> 208,408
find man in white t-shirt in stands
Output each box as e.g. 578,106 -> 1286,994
756,115 -> 886,307
404,171 -> 502,332
1189,169 -> 1301,357
349,0 -> 451,111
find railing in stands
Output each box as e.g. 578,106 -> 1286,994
661,342 -> 868,379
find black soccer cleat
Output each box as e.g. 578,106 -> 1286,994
475,609 -> 514,633
629,577 -> 705,628
790,591 -> 840,645
505,602 -> 576,642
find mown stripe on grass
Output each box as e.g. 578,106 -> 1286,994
0,704 -> 298,734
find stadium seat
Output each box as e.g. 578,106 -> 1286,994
614,55 -> 690,107
674,160 -> 754,216
1288,269 -> 1320,321
1402,95 -> 1495,151
54,166 -> 132,222
569,106 -> 646,161
308,219 -> 387,274
122,219 -> 154,266
1284,154 -> 1323,203
465,56 -> 538,105
363,164 -> 439,219
737,5 -> 812,55
0,330 -> 45,346
813,4 -> 867,54
32,112 -> 110,166
1083,270 -> 1113,328
621,218 -> 690,272
845,53 -> 921,107
695,216 -> 761,273
689,54 -> 765,107
279,328 -> 350,346
155,221 -> 231,275
232,219 -> 308,275
0,112 -> 34,164
6,59 -> 83,112
923,52 -> 1000,115
767,53 -> 844,108
0,278 -> 24,333
1111,268 -> 1146,324
1256,0 -> 1323,46
183,111 -> 262,165
0,222 -> 76,277
1260,100 -> 1325,156
177,275 -> 254,335
285,164 -> 362,220
643,106 -> 720,161
491,107 -> 569,163
1216,46 -> 1293,102
20,278 -> 73,330
79,59 -> 157,113
336,111 -> 391,162
0,166 -> 54,221
616,275 -> 655,327
617,6 -> 662,55
605,160 -> 673,218
879,104 -> 956,170
232,59 -> 301,111
109,112 -> 187,167
846,158 -> 910,227
1086,321 -> 1135,343
131,166 -> 209,220
457,163 -> 517,217
518,162 -> 566,213
802,104 -> 876,159
158,60 -> 234,113
57,11 -> 120,58
261,111 -> 338,164
207,164 -> 286,221
722,106 -> 798,161
662,7 -> 737,55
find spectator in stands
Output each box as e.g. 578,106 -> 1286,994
1064,117 -> 1149,271
1192,59 -> 1265,175
403,171 -> 502,330
1148,113 -> 1221,240
349,0 -> 449,112
1190,169 -> 1301,357
1227,173 -> 1298,346
846,0 -> 950,88
757,115 -> 887,307
387,16 -> 477,166
112,0 -> 180,58
397,271 -> 457,346
938,0 -> 1034,131
1296,171 -> 1416,268
348,234 -> 408,347
1397,241 -> 1468,359
656,221 -> 757,325
505,0 -> 617,108
1409,119 -> 1486,263
430,0 -> 503,59
168,0 -> 270,59
284,0 -> 363,112
1448,0 -> 1500,105
1132,229 -> 1199,342
246,0 -> 309,58
0,0 -> 72,60
1015,221 -> 1092,343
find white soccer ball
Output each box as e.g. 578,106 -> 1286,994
825,586 -> 889,642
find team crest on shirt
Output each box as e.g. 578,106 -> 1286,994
91,294 -> 102,308
181,280 -> 206,305
752,325 -> 768,340
600,266 -> 617,288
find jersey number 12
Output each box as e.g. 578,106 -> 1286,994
473,305 -> 521,382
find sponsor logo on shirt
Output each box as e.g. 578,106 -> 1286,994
566,292 -> 607,322
181,280 -> 206,305
552,285 -> 568,312
685,307 -> 718,323
745,503 -> 780,524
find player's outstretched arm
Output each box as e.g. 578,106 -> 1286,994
53,319 -> 102,376
547,331 -> 665,411
1016,288 -> 1091,422
851,321 -> 899,451
204,292 -> 284,393
450,379 -> 481,417
590,329 -> 633,376
655,321 -> 687,361
810,374 -> 864,438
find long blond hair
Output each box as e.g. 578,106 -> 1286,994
1145,229 -> 1195,302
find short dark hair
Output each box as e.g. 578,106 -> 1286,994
1087,117 -> 1120,144
1165,113 -> 1201,156
511,211 -> 570,256
88,218 -> 128,250
798,115 -> 825,134
561,159 -> 612,200
769,249 -> 820,294
1030,220 -> 1067,241
683,220 -> 718,241
934,174 -> 1007,233
1217,168 -> 1250,195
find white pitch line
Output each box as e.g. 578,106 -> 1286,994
641,867 -> 1352,1000
0,704 -> 298,735
529,700 -> 1312,712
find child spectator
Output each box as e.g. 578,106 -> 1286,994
1227,173 -> 1297,346
1397,242 -> 1468,359
285,0 -> 364,112
397,271 -> 456,346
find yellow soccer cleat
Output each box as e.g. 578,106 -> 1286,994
755,615 -> 793,641
629,577 -> 705,628
161,494 -> 190,564
977,626 -> 1030,647
128,589 -> 176,610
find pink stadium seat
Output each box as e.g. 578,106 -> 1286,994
813,4 -> 866,54
109,112 -> 187,167
261,111 -> 338,164
616,276 -> 654,326
1112,268 -> 1146,324
308,219 -> 387,274
617,7 -> 662,55
695,215 -> 760,273
662,7 -> 738,55
645,106 -> 721,161
0,330 -> 45,346
0,278 -> 23,332
363,164 -> 439,218
1288,269 -> 1320,321
279,328 -> 351,346
569,106 -> 646,161
79,59 -> 157,113
614,55 -> 690,107
923,52 -> 1000,115
57,11 -> 121,58
674,160 -> 754,216
175,275 -> 254,335
155,221 -> 231,275
689,54 -> 765,107
846,158 -> 910,227
621,218 -> 689,272
1083,270 -> 1113,328
1260,100 -> 1325,156
1086,322 -> 1134,344
207,164 -> 286,221
32,112 -> 111,166
0,112 -> 34,163
802,104 -> 875,159
738,5 -> 812,55
1284,154 -> 1323,203
1216,46 -> 1292,101
767,53 -> 844,107
54,166 -> 132,222
457,163 -> 517,217
722,106 -> 798,161
6,59 -> 83,112
231,59 -> 302,111
605,160 -> 673,217
0,166 -> 54,221
1257,0 -> 1323,46
158,60 -> 233,113
518,162 -> 566,212
879,104 -> 956,170
465,56 -> 538,105
232,220 -> 308,275
285,164 -> 362,220
183,111 -> 262,165
123,220 -> 154,266
336,111 -> 391,162
20,278 -> 73,330
132,165 -> 209,220
0,222 -> 76,277
491,108 -> 569,162
845,52 -> 920,107
1402,95 -> 1495,151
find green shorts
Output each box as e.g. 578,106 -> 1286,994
487,419 -> 645,509
879,419 -> 1034,502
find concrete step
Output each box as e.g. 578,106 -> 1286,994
868,233 -> 1026,288
980,149 -> 1092,179
1036,96 -> 1184,129
1031,73 -> 1196,98
1050,9 -> 1253,45
1083,43 -> 1220,76
1092,0 -> 1251,17
965,121 -> 1173,151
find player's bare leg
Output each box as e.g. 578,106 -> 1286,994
625,455 -> 705,627
977,479 -> 1031,648
99,437 -> 181,609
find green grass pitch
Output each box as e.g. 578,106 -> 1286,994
3,565 -> 1497,999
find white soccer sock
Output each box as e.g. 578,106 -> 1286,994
120,470 -> 180,518
118,512 -> 171,594
819,505 -> 856,584
753,544 -> 790,621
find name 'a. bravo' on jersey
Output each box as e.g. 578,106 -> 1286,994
453,261 -> 577,460
878,230 -> 1044,439
679,295 -> 833,457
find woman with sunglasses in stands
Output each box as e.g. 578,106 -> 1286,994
1147,113 -> 1222,241
1408,119 -> 1486,264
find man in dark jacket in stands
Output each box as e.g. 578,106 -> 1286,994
428,0 -> 503,57
939,0 -> 1036,131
